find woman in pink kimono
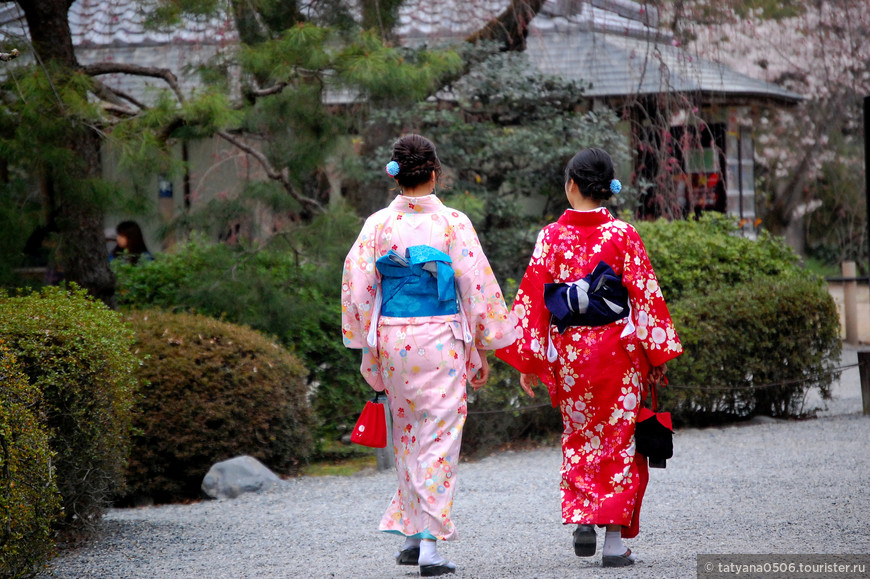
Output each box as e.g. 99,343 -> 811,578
496,148 -> 682,568
341,134 -> 516,577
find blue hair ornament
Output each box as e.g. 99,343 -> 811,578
610,179 -> 622,194
385,161 -> 400,177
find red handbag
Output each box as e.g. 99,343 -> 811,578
635,378 -> 673,468
350,396 -> 388,448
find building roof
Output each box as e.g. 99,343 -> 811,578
524,24 -> 803,105
397,0 -> 801,106
0,0 -> 238,48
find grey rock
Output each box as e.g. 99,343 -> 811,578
201,455 -> 283,500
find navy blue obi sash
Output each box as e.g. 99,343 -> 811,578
544,261 -> 629,333
376,245 -> 458,317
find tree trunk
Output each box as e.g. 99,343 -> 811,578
17,0 -> 116,307
465,0 -> 547,51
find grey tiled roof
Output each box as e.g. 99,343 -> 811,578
525,25 -> 802,104
397,0 -> 801,105
0,0 -> 238,105
0,0 -> 238,48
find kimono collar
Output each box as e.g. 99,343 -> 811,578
558,207 -> 614,228
389,194 -> 444,214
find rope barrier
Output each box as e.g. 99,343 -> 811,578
465,363 -> 859,415
664,363 -> 858,392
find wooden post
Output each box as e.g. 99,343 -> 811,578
842,261 -> 858,345
375,393 -> 394,471
858,351 -> 870,416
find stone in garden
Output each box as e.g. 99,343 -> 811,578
201,455 -> 283,499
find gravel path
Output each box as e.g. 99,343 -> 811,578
39,348 -> 870,579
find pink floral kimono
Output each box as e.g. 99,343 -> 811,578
341,194 -> 517,541
496,207 -> 682,538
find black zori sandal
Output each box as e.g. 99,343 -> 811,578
602,549 -> 635,567
395,547 -> 419,566
420,561 -> 457,576
573,524 -> 597,557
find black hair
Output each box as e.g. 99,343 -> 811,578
390,134 -> 442,190
564,148 -> 616,201
112,220 -> 150,264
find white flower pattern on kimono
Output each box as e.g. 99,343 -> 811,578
496,207 -> 682,537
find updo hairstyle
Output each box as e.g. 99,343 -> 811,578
390,134 -> 442,189
565,148 -> 616,201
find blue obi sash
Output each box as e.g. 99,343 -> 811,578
544,261 -> 629,333
376,245 -> 458,317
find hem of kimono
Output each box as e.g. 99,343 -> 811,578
561,455 -> 649,540
382,529 -> 438,540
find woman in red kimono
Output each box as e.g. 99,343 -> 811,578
496,148 -> 682,567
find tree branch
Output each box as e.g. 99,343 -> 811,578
81,62 -> 185,103
89,77 -> 145,111
215,130 -> 324,213
465,0 -> 546,51
247,82 -> 288,98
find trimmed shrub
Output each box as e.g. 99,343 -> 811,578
0,286 -> 137,533
0,341 -> 62,578
113,211 -> 371,452
664,275 -> 841,425
120,310 -> 315,504
634,212 -> 801,302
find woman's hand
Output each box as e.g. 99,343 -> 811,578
470,350 -> 490,390
520,373 -> 539,397
647,364 -> 668,388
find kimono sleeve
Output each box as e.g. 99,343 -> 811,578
449,213 -> 517,350
495,227 -> 557,391
621,226 -> 683,368
341,219 -> 379,349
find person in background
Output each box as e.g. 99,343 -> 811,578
496,148 -> 682,568
341,134 -> 517,576
110,220 -> 152,265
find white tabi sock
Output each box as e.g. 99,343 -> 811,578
603,530 -> 636,560
418,539 -> 445,566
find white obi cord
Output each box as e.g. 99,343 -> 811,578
366,286 -> 382,348
566,279 -> 591,314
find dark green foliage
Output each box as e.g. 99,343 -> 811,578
114,206 -> 370,451
632,215 -> 841,423
0,341 -> 61,579
463,358 -> 560,457
634,212 -> 801,302
804,154 -> 868,275
664,275 -> 841,424
0,286 -> 138,533
120,310 -> 314,504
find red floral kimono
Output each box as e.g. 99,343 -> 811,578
496,207 -> 682,538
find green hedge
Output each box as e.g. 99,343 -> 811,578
119,310 -> 315,504
0,286 -> 138,533
634,212 -> 801,302
633,214 -> 841,424
114,211 -> 369,453
0,341 -> 61,578
665,275 -> 841,424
